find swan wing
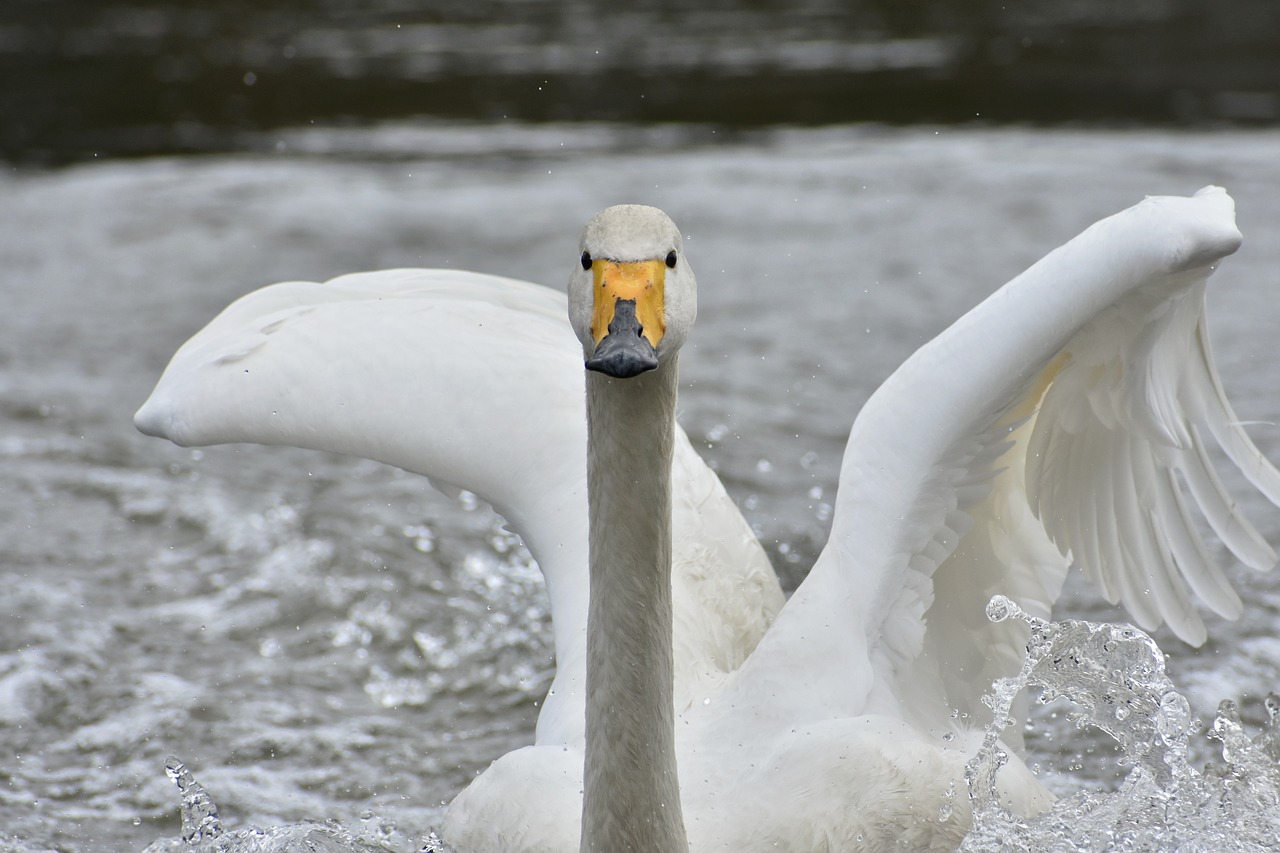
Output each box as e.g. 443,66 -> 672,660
135,269 -> 782,745
729,187 -> 1276,732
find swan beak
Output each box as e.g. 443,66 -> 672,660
586,259 -> 666,379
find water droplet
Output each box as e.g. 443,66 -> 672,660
1157,691 -> 1191,745
938,782 -> 956,822
986,595 -> 1016,623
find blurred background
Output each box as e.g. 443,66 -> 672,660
4,0 -> 1280,164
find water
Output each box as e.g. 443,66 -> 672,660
3,124 -> 1280,850
134,607 -> 1280,853
6,0 -> 1280,162
962,598 -> 1280,851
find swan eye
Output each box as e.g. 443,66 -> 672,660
665,250 -> 677,269
581,252 -> 593,271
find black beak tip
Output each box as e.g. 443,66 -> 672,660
585,337 -> 659,379
587,297 -> 660,378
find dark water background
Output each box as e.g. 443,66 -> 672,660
4,0 -> 1280,163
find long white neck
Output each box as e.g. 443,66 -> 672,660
580,357 -> 689,853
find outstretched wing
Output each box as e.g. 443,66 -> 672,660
725,187 -> 1278,734
135,269 -> 782,747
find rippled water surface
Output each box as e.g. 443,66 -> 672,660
3,125 -> 1280,850
10,0 -> 1279,161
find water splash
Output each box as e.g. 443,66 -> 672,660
141,757 -> 401,853
165,756 -> 224,844
1252,692 -> 1280,762
138,596 -> 1280,852
962,596 -> 1280,852
421,831 -> 456,853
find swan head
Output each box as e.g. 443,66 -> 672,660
568,204 -> 695,379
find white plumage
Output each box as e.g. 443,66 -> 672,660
135,186 -> 1277,850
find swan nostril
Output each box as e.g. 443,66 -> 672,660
587,299 -> 658,378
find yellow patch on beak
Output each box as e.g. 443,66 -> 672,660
591,259 -> 667,348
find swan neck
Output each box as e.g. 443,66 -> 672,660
581,357 -> 688,853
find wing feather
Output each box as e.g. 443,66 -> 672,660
1194,326 -> 1280,505
1157,465 -> 1244,620
1125,435 -> 1201,640
724,187 -> 1275,734
136,268 -> 783,746
1182,425 -> 1275,568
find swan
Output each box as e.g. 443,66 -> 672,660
134,188 -> 1280,851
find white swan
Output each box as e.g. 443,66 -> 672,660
135,188 -> 1280,851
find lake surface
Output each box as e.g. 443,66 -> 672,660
6,0 -> 1280,162
3,124 -> 1280,850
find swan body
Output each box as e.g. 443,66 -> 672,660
135,187 -> 1279,851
